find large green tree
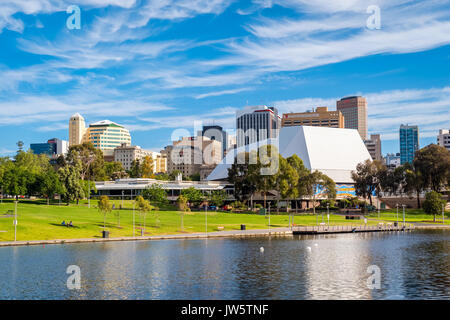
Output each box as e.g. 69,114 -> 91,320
413,144 -> 450,193
57,162 -> 85,205
66,142 -> 105,181
143,184 -> 168,205
422,191 -> 447,222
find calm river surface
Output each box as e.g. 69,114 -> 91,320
0,230 -> 448,300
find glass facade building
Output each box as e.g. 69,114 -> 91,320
399,124 -> 419,164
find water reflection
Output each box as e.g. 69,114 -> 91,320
0,230 -> 448,300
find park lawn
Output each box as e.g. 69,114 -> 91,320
366,209 -> 450,225
0,199 -> 378,242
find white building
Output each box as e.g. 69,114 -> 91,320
207,126 -> 371,184
385,153 -> 401,168
437,129 -> 450,150
114,144 -> 166,172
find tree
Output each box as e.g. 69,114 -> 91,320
254,145 -> 278,209
287,154 -> 310,213
34,168 -> 64,205
351,159 -> 383,206
422,191 -> 446,222
276,155 -> 298,213
177,194 -> 190,231
141,156 -> 154,178
135,195 -> 151,234
1,166 -> 29,200
414,144 -> 450,193
402,162 -> 426,208
104,162 -> 127,181
98,195 -> 112,229
306,170 -> 336,216
57,163 -> 84,205
129,159 -> 143,178
181,187 -> 204,207
227,150 -> 260,206
66,142 -> 105,181
143,184 -> 168,206
208,190 -> 227,207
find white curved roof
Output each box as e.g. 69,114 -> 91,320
207,126 -> 372,183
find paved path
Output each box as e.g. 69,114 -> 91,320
0,227 -> 294,247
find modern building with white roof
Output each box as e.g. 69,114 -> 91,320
207,126 -> 371,196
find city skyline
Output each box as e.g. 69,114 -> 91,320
0,1 -> 449,156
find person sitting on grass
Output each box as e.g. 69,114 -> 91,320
61,220 -> 66,226
69,221 -> 73,227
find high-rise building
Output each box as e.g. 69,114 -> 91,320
201,125 -> 228,158
30,138 -> 69,158
165,136 -> 222,177
281,107 -> 344,128
437,129 -> 450,150
69,114 -> 132,160
236,105 -> 281,147
69,113 -> 87,146
364,134 -> 382,161
336,96 -> 368,140
399,124 -> 419,164
113,143 -> 166,172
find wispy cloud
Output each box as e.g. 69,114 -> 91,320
195,87 -> 253,99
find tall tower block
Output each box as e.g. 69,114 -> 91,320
69,113 -> 86,146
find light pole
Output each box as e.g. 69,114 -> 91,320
443,204 -> 445,225
121,190 -> 124,209
132,189 -> 135,237
327,204 -> 330,227
402,204 -> 406,228
268,201 -> 271,233
205,204 -> 208,237
14,200 -> 17,241
396,203 -> 399,226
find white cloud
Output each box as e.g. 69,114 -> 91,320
195,87 -> 253,99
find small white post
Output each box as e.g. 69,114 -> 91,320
14,200 -> 17,241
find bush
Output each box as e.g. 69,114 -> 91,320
423,191 -> 446,222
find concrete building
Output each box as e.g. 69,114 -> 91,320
69,113 -> 87,146
236,105 -> 281,148
30,138 -> 68,158
207,126 -> 372,198
437,129 -> 450,150
385,153 -> 401,169
69,113 -> 132,160
281,107 -> 344,128
166,136 -> 222,177
113,143 -> 166,173
201,125 -> 228,158
337,96 -> 368,140
400,124 -> 419,164
364,134 -> 382,161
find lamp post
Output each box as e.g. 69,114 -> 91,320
132,189 -> 135,237
443,204 -> 445,225
402,204 -> 406,228
121,190 -> 124,208
268,201 -> 271,233
327,204 -> 330,227
396,203 -> 399,226
14,200 -> 17,241
205,204 -> 208,237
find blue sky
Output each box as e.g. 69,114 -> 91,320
0,0 -> 449,156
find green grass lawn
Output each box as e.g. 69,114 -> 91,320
0,199 -> 378,242
366,208 -> 450,225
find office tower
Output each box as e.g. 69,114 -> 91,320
282,107 -> 344,128
336,96 -> 368,140
364,134 -> 382,161
384,153 -> 401,169
399,124 -> 419,164
69,113 -> 87,146
201,125 -> 228,158
86,120 -> 131,160
236,105 -> 281,147
30,138 -> 69,158
437,129 -> 450,150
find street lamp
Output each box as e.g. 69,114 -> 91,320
205,203 -> 208,237
14,200 -> 17,241
327,203 -> 330,227
396,203 -> 399,227
402,204 -> 406,228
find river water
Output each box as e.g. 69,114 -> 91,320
0,230 -> 448,300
